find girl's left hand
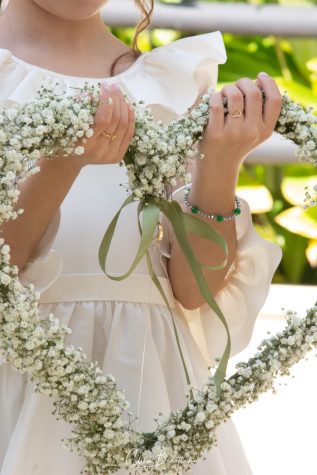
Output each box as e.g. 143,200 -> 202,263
197,72 -> 282,171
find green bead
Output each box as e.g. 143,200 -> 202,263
234,207 -> 241,215
216,215 -> 224,222
191,206 -> 199,214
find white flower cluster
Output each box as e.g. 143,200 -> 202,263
1,235 -> 316,474
275,92 -> 317,167
132,304 -> 317,474
0,80 -> 317,474
123,91 -> 212,200
0,240 -> 143,474
303,183 -> 317,209
124,89 -> 317,203
0,82 -> 100,225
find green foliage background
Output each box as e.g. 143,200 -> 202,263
111,0 -> 317,285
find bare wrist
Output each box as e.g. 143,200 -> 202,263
190,164 -> 239,215
37,153 -> 85,175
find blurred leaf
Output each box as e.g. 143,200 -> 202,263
237,171 -> 263,186
237,186 -> 273,213
151,29 -> 181,47
137,31 -> 152,51
277,0 -> 313,4
237,169 -> 273,212
218,39 -> 281,83
281,176 -> 317,206
111,27 -> 135,46
246,42 -> 259,53
287,40 -> 317,82
283,163 -> 317,178
271,199 -> 285,215
253,222 -> 281,243
306,205 -> 317,222
282,88 -> 315,111
279,229 -> 308,282
275,77 -> 317,109
306,57 -> 317,73
306,239 -> 317,268
312,76 -> 317,96
279,39 -> 293,54
274,206 -> 317,239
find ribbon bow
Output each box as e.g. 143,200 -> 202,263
99,192 -> 232,394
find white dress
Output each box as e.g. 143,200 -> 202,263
0,31 -> 282,475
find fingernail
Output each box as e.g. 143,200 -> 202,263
258,71 -> 269,77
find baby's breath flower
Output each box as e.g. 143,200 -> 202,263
0,80 -> 317,474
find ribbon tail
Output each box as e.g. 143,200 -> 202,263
144,248 -> 192,388
98,193 -> 135,276
99,193 -> 232,392
133,200 -> 192,387
98,194 -> 160,281
155,198 -> 232,393
182,212 -> 228,271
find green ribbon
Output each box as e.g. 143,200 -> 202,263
98,194 -> 232,394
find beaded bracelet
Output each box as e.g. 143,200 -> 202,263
183,185 -> 241,222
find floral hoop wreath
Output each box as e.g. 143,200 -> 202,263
0,82 -> 316,474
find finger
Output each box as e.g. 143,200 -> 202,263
97,92 -> 132,162
208,91 -> 225,131
234,77 -> 263,122
255,72 -> 282,128
220,85 -> 244,126
118,105 -> 135,157
94,83 -> 115,136
106,84 -> 122,135
110,90 -> 130,155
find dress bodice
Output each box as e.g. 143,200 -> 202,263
51,162 -> 151,275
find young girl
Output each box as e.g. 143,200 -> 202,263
0,0 -> 283,473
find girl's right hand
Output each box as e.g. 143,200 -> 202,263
68,82 -> 135,168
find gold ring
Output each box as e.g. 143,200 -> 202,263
102,132 -> 117,141
228,106 -> 243,118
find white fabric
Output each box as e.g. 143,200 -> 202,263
0,31 -> 282,475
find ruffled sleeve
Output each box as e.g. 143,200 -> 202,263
157,186 -> 283,367
120,30 -> 227,122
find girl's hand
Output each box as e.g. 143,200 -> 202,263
197,72 -> 282,171
67,82 -> 135,168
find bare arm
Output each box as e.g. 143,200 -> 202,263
0,156 -> 83,271
0,82 -> 135,272
166,158 -> 239,310
166,73 -> 282,310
